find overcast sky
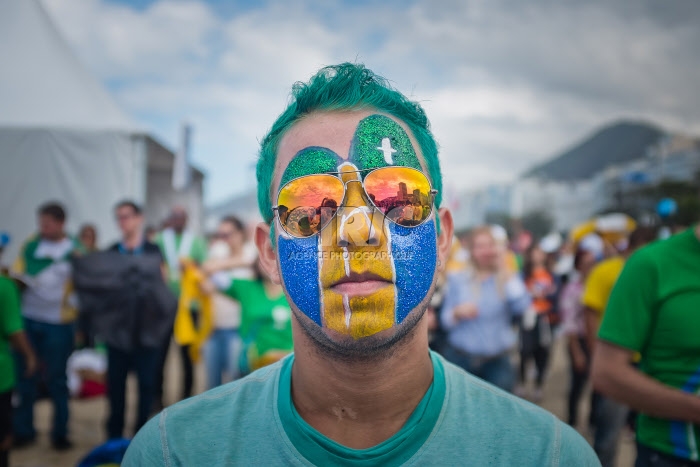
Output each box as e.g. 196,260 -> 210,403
43,0 -> 700,206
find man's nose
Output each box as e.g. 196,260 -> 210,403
334,171 -> 381,247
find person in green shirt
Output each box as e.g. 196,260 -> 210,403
11,202 -> 80,450
582,227 -> 657,467
154,206 -> 207,403
593,225 -> 700,466
211,260 -> 293,375
125,63 -> 599,466
0,236 -> 36,467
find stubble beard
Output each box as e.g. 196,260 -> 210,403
292,292 -> 432,365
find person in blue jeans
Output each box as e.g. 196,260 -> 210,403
201,216 -> 255,389
441,225 -> 531,392
12,202 -> 80,450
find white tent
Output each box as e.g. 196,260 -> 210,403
0,0 -> 204,264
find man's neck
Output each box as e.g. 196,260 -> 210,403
41,233 -> 66,242
123,232 -> 143,250
290,317 -> 434,449
695,224 -> 700,242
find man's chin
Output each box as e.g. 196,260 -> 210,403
293,304 -> 427,363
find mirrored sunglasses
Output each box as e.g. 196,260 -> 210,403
273,166 -> 438,238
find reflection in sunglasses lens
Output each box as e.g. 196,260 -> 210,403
364,167 -> 432,227
277,175 -> 344,237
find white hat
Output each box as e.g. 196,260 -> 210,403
579,233 -> 604,257
539,232 -> 562,253
490,225 -> 508,244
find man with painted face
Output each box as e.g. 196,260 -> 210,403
124,63 -> 598,466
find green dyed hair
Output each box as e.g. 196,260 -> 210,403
256,62 -> 443,224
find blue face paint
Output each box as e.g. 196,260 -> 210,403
390,219 -> 438,322
277,234 -> 322,325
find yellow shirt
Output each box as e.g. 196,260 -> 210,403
581,256 -> 625,318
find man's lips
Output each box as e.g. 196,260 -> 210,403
329,272 -> 393,295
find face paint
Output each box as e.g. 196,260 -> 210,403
278,233 -> 322,325
276,114 -> 438,340
279,147 -> 341,188
318,163 -> 396,338
390,221 -> 438,322
349,114 -> 423,172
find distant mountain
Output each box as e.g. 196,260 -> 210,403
523,121 -> 665,181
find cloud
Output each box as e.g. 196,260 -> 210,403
41,0 -> 700,206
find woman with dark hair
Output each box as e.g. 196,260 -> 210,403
76,224 -> 99,348
204,258 -> 293,377
559,247 -> 597,426
518,243 -> 557,401
78,224 -> 98,252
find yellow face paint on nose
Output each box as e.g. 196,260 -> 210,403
318,163 -> 396,339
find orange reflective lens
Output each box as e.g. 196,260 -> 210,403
276,174 -> 344,237
364,167 -> 433,227
275,167 -> 434,237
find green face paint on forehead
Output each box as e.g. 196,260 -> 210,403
349,114 -> 422,174
279,147 -> 342,188
279,115 -> 422,189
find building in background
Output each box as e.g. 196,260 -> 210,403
450,123 -> 700,234
0,0 -> 205,264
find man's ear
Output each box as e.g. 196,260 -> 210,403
436,208 -> 454,273
254,222 -> 281,284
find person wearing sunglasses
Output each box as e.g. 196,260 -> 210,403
125,63 -> 598,466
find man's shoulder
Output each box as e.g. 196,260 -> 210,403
437,355 -> 599,465
126,360 -> 285,464
156,358 -> 281,426
143,241 -> 162,255
628,230 -> 691,266
441,356 -> 558,426
18,234 -> 40,253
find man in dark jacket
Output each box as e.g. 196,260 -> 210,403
73,201 -> 175,440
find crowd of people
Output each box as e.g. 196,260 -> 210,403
428,221 -> 668,467
0,196 -> 695,467
0,200 -> 294,467
1,62 -> 698,467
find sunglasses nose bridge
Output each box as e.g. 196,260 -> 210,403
328,179 -> 381,247
341,179 -> 371,209
335,205 -> 382,247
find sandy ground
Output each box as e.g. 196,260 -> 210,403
11,338 -> 635,467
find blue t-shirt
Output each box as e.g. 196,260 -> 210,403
124,352 -> 599,466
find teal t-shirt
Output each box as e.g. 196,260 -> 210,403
124,351 -> 598,466
598,227 -> 700,460
277,352 -> 445,466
